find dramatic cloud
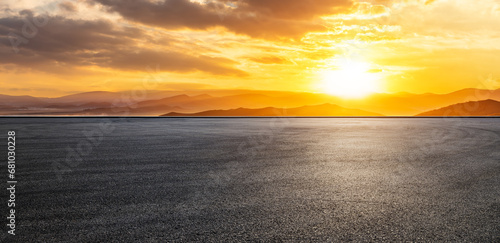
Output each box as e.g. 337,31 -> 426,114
59,2 -> 78,12
0,0 -> 499,97
90,0 -> 354,38
0,14 -> 245,75
229,0 -> 353,19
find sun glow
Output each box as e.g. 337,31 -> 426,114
319,59 -> 381,98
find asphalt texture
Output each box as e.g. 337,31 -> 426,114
0,118 -> 499,242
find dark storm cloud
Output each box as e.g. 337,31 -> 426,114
0,14 -> 245,75
91,0 -> 354,38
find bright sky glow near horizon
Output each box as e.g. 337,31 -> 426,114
1,0 -> 500,98
319,58 -> 381,98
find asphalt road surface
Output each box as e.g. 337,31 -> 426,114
1,118 -> 499,242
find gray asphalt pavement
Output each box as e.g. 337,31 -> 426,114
0,118 -> 499,242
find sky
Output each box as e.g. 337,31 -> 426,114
0,0 -> 499,97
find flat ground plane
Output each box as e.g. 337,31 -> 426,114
1,118 -> 499,241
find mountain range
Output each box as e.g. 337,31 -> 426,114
417,99 -> 500,116
1,88 -> 500,116
163,104 -> 383,117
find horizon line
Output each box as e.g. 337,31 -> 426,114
1,116 -> 500,119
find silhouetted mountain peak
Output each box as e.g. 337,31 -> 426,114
417,99 -> 500,116
162,103 -> 382,117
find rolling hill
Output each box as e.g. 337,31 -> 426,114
162,104 -> 383,117
417,99 -> 500,116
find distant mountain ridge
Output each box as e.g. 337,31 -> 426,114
417,99 -> 500,116
162,104 -> 383,117
1,88 -> 500,116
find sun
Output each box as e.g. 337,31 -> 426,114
319,59 -> 381,98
